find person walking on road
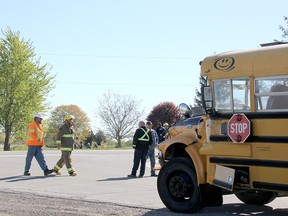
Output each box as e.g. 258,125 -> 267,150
128,121 -> 152,178
53,115 -> 77,176
146,121 -> 159,177
24,113 -> 54,176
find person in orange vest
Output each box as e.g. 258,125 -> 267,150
53,115 -> 77,176
24,113 -> 54,176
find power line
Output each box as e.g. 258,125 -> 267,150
56,81 -> 198,87
38,53 -> 201,60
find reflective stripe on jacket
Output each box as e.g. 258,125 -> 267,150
26,120 -> 44,146
56,123 -> 75,151
133,126 -> 152,150
138,128 -> 150,141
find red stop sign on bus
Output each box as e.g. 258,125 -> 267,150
227,113 -> 251,143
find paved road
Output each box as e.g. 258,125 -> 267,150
0,149 -> 287,215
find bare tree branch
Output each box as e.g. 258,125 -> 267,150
97,90 -> 144,147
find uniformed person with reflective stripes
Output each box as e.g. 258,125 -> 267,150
53,115 -> 77,176
127,121 -> 152,178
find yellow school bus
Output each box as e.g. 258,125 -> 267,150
157,42 -> 288,213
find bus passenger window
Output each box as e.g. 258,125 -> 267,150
266,84 -> 288,109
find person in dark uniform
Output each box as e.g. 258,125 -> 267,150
155,123 -> 166,143
127,121 -> 152,178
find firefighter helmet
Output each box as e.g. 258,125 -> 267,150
64,115 -> 75,121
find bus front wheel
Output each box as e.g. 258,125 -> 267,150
157,157 -> 202,213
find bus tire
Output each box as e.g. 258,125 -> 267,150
157,157 -> 202,213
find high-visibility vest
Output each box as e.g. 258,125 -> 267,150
138,128 -> 150,141
26,120 -> 44,146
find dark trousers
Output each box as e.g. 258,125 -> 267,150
131,148 -> 148,176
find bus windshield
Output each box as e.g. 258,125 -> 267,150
213,79 -> 250,112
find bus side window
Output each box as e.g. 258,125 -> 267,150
266,84 -> 288,109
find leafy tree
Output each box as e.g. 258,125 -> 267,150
46,104 -> 91,147
279,16 -> 288,41
82,130 -> 94,148
94,130 -> 106,146
0,28 -> 55,151
96,90 -> 143,148
146,102 -> 179,127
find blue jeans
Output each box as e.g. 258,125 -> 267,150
24,146 -> 48,171
131,148 -> 148,176
147,148 -> 156,175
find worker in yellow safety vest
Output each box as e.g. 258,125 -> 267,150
127,121 -> 152,178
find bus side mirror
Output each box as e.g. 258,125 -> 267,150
179,103 -> 192,117
201,85 -> 213,112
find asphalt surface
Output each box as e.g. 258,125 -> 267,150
0,149 -> 287,216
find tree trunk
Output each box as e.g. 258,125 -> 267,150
4,127 -> 11,151
116,139 -> 121,148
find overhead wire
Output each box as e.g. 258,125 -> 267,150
56,81 -> 197,87
37,53 -> 201,60
39,53 -> 201,88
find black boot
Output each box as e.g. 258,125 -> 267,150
44,169 -> 54,176
24,171 -> 31,176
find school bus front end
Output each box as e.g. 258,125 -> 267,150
157,43 -> 288,213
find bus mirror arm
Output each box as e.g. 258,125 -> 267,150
195,128 -> 202,139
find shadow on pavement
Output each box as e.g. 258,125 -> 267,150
97,175 -> 154,181
97,177 -> 132,181
143,204 -> 288,216
0,175 -> 56,182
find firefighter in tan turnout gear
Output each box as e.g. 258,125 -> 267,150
53,115 -> 77,176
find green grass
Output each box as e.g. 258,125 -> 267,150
1,146 -> 133,151
0,142 -> 133,151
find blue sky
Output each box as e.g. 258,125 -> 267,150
1,1 -> 287,130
